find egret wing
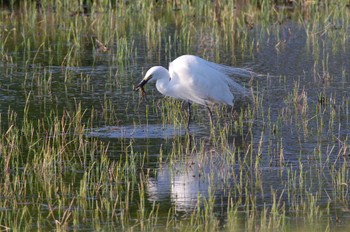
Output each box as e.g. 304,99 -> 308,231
169,55 -> 251,105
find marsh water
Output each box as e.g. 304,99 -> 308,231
0,2 -> 350,231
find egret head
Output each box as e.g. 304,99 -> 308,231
134,66 -> 165,92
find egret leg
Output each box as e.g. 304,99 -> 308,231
187,102 -> 191,130
207,106 -> 213,126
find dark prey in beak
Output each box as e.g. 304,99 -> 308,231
134,79 -> 148,91
134,79 -> 148,99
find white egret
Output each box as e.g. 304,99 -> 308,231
134,55 -> 254,129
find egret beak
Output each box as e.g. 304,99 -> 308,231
134,79 -> 148,92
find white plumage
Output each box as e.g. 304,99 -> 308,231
135,55 -> 253,128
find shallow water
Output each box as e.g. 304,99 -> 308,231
1,2 -> 350,230
87,124 -> 190,139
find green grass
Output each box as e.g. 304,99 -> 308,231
0,0 -> 349,231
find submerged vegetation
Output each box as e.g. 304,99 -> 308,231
0,0 -> 349,231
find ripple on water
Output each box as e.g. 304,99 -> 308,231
86,124 -> 197,139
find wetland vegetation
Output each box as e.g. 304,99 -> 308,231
0,0 -> 349,231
